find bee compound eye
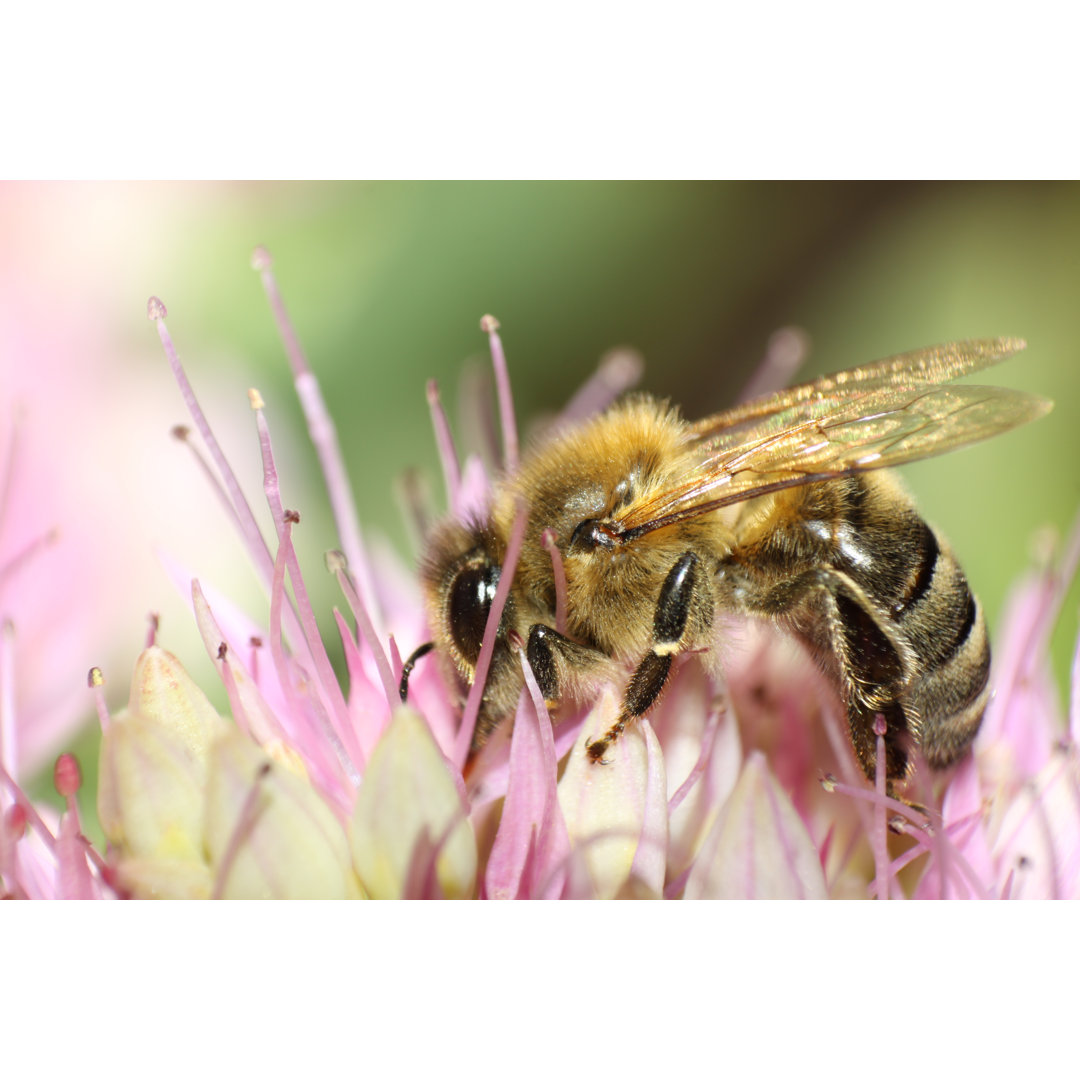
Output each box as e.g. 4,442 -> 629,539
447,562 -> 502,664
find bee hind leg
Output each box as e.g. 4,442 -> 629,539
587,551 -> 705,763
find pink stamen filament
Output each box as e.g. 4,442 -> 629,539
215,643 -> 256,740
541,529 -> 568,636
191,581 -> 284,745
253,405 -> 358,765
0,762 -> 56,853
171,426 -> 255,553
454,499 -> 529,766
151,302 -> 278,594
212,762 -> 270,899
293,368 -> 381,629
329,554 -> 397,712
667,698 -> 725,815
267,523 -> 358,790
558,348 -> 644,425
735,327 -> 809,404
872,716 -> 890,901
0,528 -> 58,591
87,667 -> 111,733
426,380 -> 462,515
251,247 -> 311,377
481,315 -> 519,472
826,775 -> 992,900
817,699 -> 877,839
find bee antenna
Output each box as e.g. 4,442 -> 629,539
399,642 -> 436,703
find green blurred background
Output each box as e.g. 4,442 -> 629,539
26,181 -> 1080,829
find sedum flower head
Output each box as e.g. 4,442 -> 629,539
4,252 -> 1076,900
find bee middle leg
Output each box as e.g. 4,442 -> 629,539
586,551 -> 706,762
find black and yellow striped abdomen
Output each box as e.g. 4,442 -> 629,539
717,472 -> 991,783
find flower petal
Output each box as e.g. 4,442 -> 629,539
684,752 -> 827,899
127,645 -> 227,765
97,712 -> 208,864
485,667 -> 571,900
989,746 -> 1080,900
204,730 -> 357,899
97,647 -> 226,873
557,691 -> 667,899
349,707 -> 477,899
650,662 -> 741,880
915,755 -> 994,900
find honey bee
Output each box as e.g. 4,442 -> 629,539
409,338 -> 1050,787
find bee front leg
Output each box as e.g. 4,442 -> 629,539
525,623 -> 609,703
587,551 -> 703,763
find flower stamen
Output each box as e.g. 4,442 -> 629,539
480,314 -> 518,472
252,246 -> 380,626
427,380 -> 462,516
455,498 -> 529,767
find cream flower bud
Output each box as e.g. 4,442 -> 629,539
97,647 -> 226,892
204,730 -> 358,899
349,707 -> 477,899
127,645 -> 226,765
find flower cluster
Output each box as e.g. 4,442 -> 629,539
2,250 -> 1077,899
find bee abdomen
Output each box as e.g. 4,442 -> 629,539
896,528 -> 991,769
840,478 -> 991,772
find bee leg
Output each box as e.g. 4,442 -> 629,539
525,624 -> 608,701
587,551 -> 701,762
782,568 -> 914,786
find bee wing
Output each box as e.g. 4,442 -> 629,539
688,337 -> 1028,448
616,377 -> 1051,536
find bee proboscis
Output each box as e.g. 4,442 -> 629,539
412,337 -> 1050,788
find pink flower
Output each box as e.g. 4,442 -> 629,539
5,246 -> 1075,899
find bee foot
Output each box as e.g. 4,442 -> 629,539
585,738 -> 610,764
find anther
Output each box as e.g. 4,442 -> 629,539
146,296 -> 168,321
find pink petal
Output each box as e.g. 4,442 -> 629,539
684,752 -> 827,899
990,747 -> 1080,899
650,661 -> 741,881
914,756 -> 994,899
485,665 -> 570,900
